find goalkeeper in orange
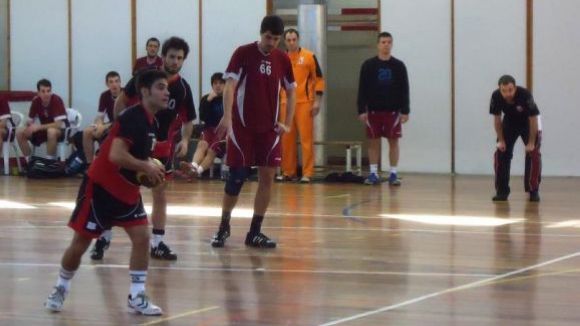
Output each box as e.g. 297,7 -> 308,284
278,28 -> 325,183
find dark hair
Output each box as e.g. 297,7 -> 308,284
377,32 -> 393,42
37,79 -> 51,91
284,28 -> 299,39
260,15 -> 285,35
210,72 -> 225,84
105,71 -> 120,82
498,75 -> 516,86
161,36 -> 190,59
146,37 -> 160,47
135,69 -> 168,96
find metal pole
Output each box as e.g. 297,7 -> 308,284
298,1 -> 326,166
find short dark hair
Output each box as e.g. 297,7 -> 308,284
210,72 -> 225,85
146,37 -> 160,47
377,32 -> 393,42
37,79 -> 51,91
260,15 -> 285,35
284,28 -> 299,39
135,69 -> 168,96
161,36 -> 190,59
105,71 -> 120,82
498,75 -> 516,86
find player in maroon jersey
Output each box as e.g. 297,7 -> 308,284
16,79 -> 68,162
81,71 -> 122,166
133,37 -> 163,75
44,70 -> 168,316
211,15 -> 297,248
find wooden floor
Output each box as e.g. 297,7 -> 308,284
0,174 -> 579,325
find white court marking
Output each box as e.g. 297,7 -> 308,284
0,261 -> 495,278
318,251 -> 580,326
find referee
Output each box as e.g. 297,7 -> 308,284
490,75 -> 542,202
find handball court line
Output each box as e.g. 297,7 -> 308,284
318,251 -> 580,326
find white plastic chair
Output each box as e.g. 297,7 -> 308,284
2,111 -> 24,175
57,108 -> 83,161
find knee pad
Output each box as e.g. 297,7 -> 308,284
225,167 -> 249,196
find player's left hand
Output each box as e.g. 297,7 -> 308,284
175,140 -> 189,158
401,114 -> 409,123
525,143 -> 535,153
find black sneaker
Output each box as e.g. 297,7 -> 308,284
211,228 -> 230,248
529,191 -> 540,202
245,232 -> 277,248
150,241 -> 177,260
90,237 -> 110,260
492,193 -> 509,202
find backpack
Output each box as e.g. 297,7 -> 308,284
27,156 -> 65,179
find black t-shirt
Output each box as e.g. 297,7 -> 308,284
88,105 -> 158,204
490,86 -> 539,127
357,56 -> 410,114
199,94 -> 224,128
124,74 -> 196,141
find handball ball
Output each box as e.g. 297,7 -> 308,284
137,158 -> 165,188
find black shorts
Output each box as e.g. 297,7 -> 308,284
31,129 -> 66,146
68,177 -> 148,238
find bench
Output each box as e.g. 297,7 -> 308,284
313,140 -> 363,174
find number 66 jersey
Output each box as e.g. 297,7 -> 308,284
224,42 -> 296,133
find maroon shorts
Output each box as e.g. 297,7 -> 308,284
365,111 -> 402,139
30,129 -> 66,146
226,125 -> 281,168
68,177 -> 147,239
201,127 -> 226,158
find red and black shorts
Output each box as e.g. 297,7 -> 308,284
226,123 -> 281,168
68,177 -> 148,238
365,111 -> 402,139
30,129 -> 66,146
201,127 -> 226,158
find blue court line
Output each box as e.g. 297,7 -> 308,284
341,199 -> 374,223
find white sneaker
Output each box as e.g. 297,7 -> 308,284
300,176 -> 311,183
45,286 -> 67,312
128,292 -> 163,316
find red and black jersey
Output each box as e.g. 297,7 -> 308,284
88,105 -> 158,205
123,74 -> 196,141
98,89 -> 121,123
28,94 -> 67,125
133,56 -> 163,75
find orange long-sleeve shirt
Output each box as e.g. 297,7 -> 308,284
281,47 -> 325,104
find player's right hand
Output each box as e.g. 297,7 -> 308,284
358,113 -> 368,123
143,159 -> 165,185
496,141 -> 506,152
216,116 -> 231,139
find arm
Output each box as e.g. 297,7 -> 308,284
109,138 -> 164,184
113,92 -> 128,120
282,86 -> 296,132
357,62 -> 368,122
311,55 -> 325,117
400,62 -> 410,122
494,115 -> 506,151
175,121 -> 194,158
216,78 -> 237,139
526,116 -> 538,152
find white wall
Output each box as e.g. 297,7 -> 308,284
71,0 -> 132,126
136,0 -> 200,114
201,0 -> 266,95
380,0 -> 452,173
534,0 -> 580,176
10,0 -> 69,106
454,0 -> 527,175
0,0 -> 8,90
